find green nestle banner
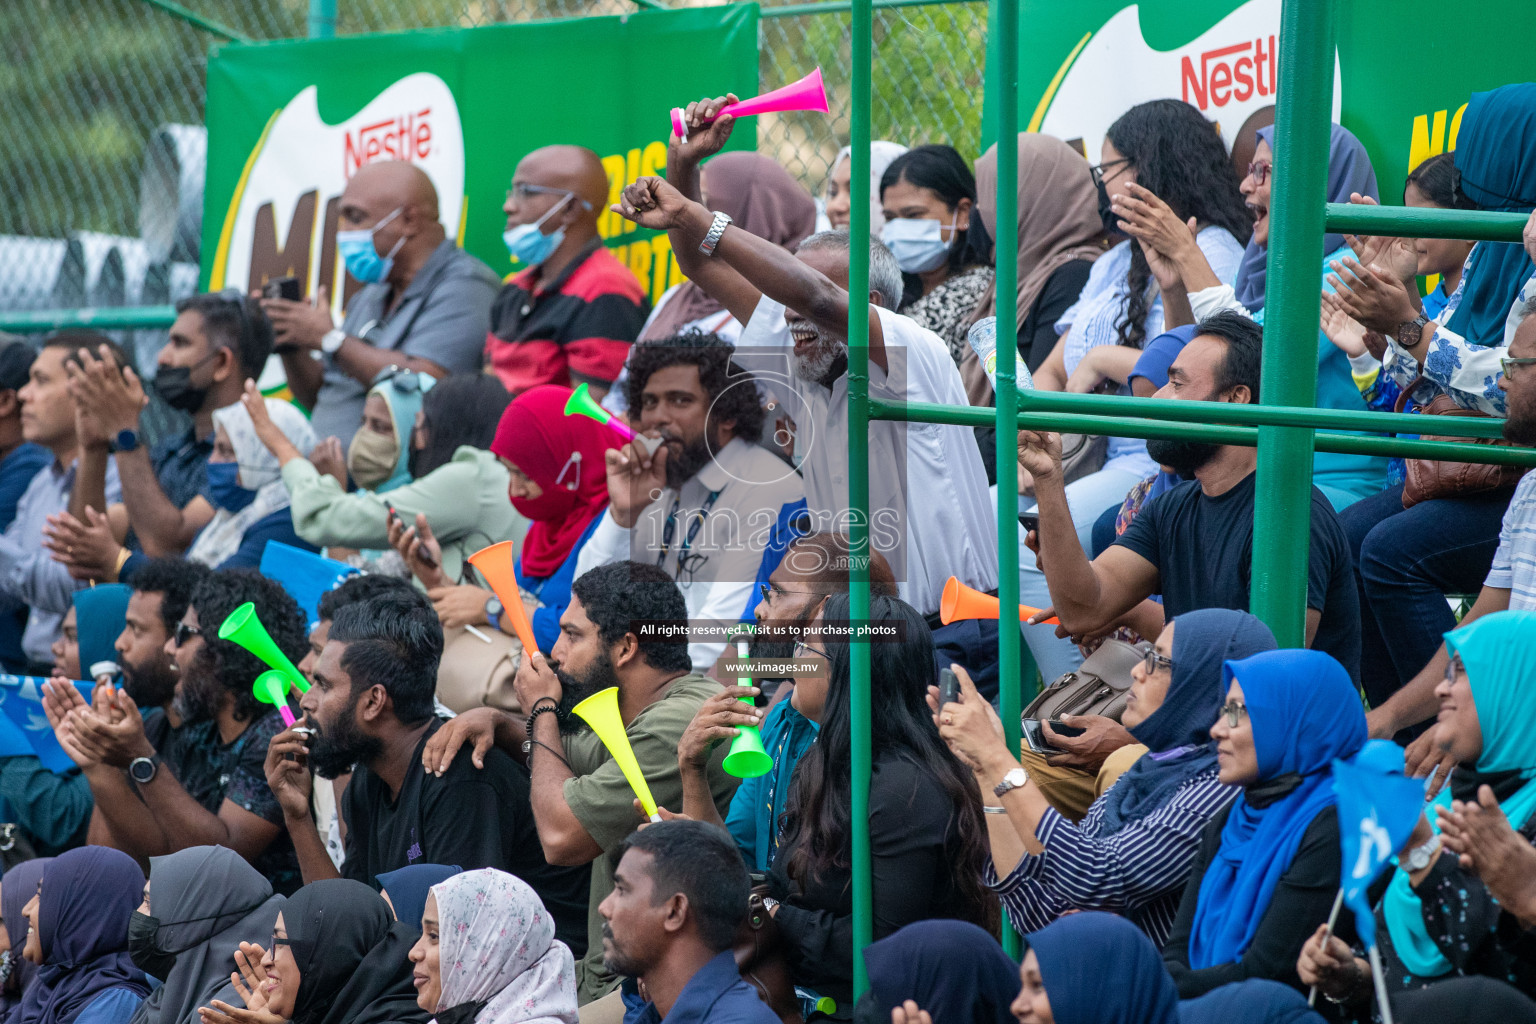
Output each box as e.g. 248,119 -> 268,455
991,0 -> 1535,198
201,5 -> 758,312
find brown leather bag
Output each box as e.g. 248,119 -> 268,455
734,890 -> 804,1024
1022,638 -> 1144,723
1396,378 -> 1526,508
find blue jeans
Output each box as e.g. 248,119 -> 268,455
1341,482 -> 1513,710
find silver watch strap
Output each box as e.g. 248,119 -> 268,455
698,211 -> 732,257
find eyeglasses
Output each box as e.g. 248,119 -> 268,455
1245,161 -> 1272,186
1141,648 -> 1175,675
794,640 -> 829,660
506,183 -> 593,210
173,622 -> 202,648
1089,158 -> 1132,188
1219,699 -> 1249,728
269,931 -> 291,952
1443,656 -> 1465,686
370,364 -> 429,394
1500,356 -> 1536,380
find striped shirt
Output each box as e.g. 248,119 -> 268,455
986,765 -> 1237,948
1486,469 -> 1536,609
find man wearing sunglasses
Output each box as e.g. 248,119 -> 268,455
260,160 -> 500,450
485,145 -> 648,398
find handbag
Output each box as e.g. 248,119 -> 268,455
1022,638 -> 1145,724
1396,377 -> 1526,508
434,624 -> 521,714
734,890 -> 804,1024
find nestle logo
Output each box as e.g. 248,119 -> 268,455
344,109 -> 432,177
1180,36 -> 1275,110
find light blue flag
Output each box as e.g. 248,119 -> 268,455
0,676 -> 94,773
1332,740 -> 1426,950
260,542 -> 359,632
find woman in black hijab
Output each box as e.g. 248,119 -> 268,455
196,880 -> 426,1024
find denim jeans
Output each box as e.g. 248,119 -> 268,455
1341,482 -> 1513,709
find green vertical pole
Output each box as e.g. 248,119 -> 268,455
991,0 -> 1024,961
1249,0 -> 1333,645
309,0 -> 336,38
848,0 -> 875,1001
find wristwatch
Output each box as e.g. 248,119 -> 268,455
1395,314 -> 1430,348
698,211 -> 732,257
1403,835 -> 1441,872
109,428 -> 140,454
485,596 -> 504,632
993,767 -> 1029,799
320,328 -> 347,356
128,755 -> 161,785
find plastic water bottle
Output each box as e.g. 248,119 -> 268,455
966,316 -> 1034,392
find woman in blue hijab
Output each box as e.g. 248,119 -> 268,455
854,920 -> 1017,1024
1015,911 -> 1324,1024
1162,649 -> 1367,997
15,847 -> 153,1024
376,865 -> 459,933
939,609 -> 1274,947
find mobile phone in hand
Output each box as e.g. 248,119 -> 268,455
1046,719 -> 1086,738
386,500 -> 438,568
263,276 -> 301,302
1018,513 -> 1040,535
939,668 -> 961,707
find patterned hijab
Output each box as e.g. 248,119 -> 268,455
428,869 -> 576,1024
189,399 -> 316,568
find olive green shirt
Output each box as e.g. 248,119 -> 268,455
562,673 -> 739,1003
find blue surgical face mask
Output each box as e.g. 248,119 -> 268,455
206,461 -> 258,513
879,215 -> 957,274
337,207 -> 406,284
503,193 -> 575,267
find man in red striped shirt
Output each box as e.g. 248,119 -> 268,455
486,145 -> 648,397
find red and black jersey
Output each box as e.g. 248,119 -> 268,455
485,239 -> 648,394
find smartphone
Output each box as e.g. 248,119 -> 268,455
263,276 -> 302,301
1022,718 -> 1057,755
1046,719 -> 1086,739
385,500 -> 438,568
1018,513 -> 1040,535
939,668 -> 960,707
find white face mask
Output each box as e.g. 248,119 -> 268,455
880,215 -> 956,273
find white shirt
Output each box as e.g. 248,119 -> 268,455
1486,469 -> 1536,611
736,297 -> 999,616
575,437 -> 805,670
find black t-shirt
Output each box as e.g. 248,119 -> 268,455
341,718 -> 590,956
1113,473 -> 1361,680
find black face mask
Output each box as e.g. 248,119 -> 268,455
128,912 -> 177,982
152,365 -> 209,414
1095,178 -> 1121,235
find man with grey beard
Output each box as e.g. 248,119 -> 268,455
614,99 -> 1003,696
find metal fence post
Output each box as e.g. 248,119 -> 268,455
848,0 -> 875,1000
309,0 -> 337,39
1249,0 -> 1335,645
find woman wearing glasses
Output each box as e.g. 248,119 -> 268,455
936,608 -> 1275,949
1161,648 -> 1367,998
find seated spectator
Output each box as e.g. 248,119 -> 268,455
376,865 -> 459,931
391,385 -> 609,655
1162,649 -> 1366,997
1019,312 -> 1361,679
1367,300 -> 1536,773
674,534 -> 897,872
0,339 -> 50,669
421,562 -> 737,1003
1300,610 -> 1536,1009
127,846 -> 283,1024
935,609 -> 1275,946
264,589 -> 588,954
628,117 -> 1004,697
59,292 -> 270,568
1015,912 -> 1326,1024
855,920 -> 1017,1024
408,868 -> 578,1024
486,146 -> 647,397
1,332 -> 126,673
197,879 -> 427,1024
1114,122 -> 1389,511
249,373 -> 520,582
599,821 -> 776,1024
182,399 -> 317,572
51,570 -> 306,893
18,846 -> 153,1024
577,332 -> 804,670
1,858 -> 49,1017
821,141 -> 908,233
767,593 -> 994,1011
260,161 -> 500,449
878,144 -> 994,363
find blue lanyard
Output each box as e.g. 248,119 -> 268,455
656,489 -> 722,571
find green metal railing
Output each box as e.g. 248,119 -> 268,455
844,0 -> 1533,998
